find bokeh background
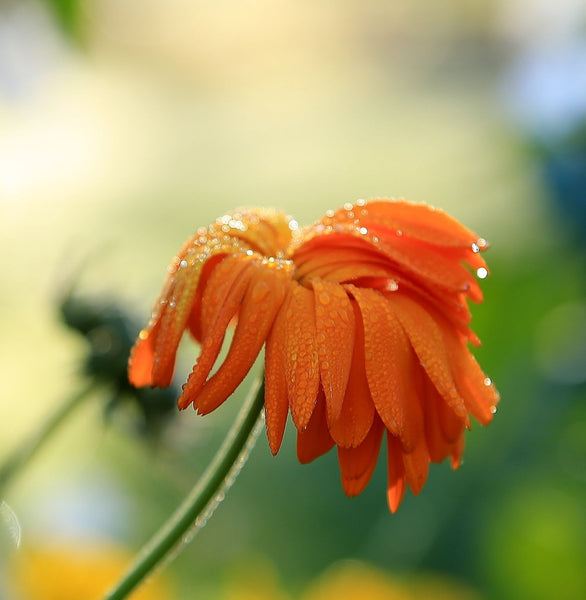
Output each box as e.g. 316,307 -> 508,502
1,1 -> 585,598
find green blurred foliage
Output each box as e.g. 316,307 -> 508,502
2,1 -> 585,599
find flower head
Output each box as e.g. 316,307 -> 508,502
129,199 -> 499,512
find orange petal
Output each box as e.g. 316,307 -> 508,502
286,283 -> 320,430
329,301 -> 375,448
128,318 -> 162,387
199,256 -> 253,341
349,286 -> 424,452
297,388 -> 335,464
194,261 -> 290,415
265,288 -> 293,455
334,200 -> 484,249
402,439 -> 429,496
312,279 -> 355,425
375,234 -> 482,301
388,293 -> 470,426
177,260 -> 256,409
337,417 -> 384,497
450,433 -> 465,470
386,432 -> 407,514
438,320 -> 500,426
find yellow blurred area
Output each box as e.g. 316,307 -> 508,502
9,540 -> 172,600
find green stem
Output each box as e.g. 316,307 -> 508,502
103,377 -> 266,600
0,381 -> 98,494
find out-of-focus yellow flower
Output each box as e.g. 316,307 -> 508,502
301,561 -> 411,600
10,541 -> 173,600
300,561 -> 483,600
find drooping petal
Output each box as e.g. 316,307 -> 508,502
419,372 -> 467,466
193,261 -> 291,415
312,279 -> 355,425
438,321 -> 500,426
286,282 -> 320,430
329,301 -> 375,448
386,432 -> 407,514
297,388 -> 335,464
129,230 -> 255,387
402,439 -> 430,496
349,286 -> 424,452
337,417 -> 384,497
330,199 -> 485,249
373,234 -> 483,302
265,288 -> 293,455
177,260 -> 256,409
387,293 -> 470,425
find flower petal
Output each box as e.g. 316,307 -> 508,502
177,259 -> 256,409
265,288 -> 293,455
194,261 -> 290,415
286,283 -> 320,430
297,388 -> 335,464
337,417 -> 384,497
329,301 -> 374,448
312,279 -> 355,425
349,286 -> 425,452
388,293 -> 470,425
439,323 -> 500,426
386,432 -> 407,514
402,439 -> 429,496
333,200 -> 484,249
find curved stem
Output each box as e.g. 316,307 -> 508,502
103,377 -> 266,600
0,381 -> 98,494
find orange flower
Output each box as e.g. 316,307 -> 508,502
129,199 -> 498,512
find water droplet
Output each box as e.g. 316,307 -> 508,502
169,301 -> 176,308
396,230 -> 403,237
359,227 -> 368,235
138,329 -> 148,340
343,202 -> 353,211
325,209 -> 335,218
477,238 -> 487,248
484,377 -> 492,386
387,280 -> 399,292
288,219 -> 299,231
356,198 -> 366,206
471,243 -> 480,253
318,292 -> 331,305
490,405 -> 498,414
477,267 -> 488,279
252,281 -> 270,302
180,259 -> 188,268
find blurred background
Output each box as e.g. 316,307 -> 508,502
1,0 -> 585,598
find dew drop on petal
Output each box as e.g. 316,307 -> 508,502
318,292 -> 331,305
344,202 -> 353,211
477,238 -> 488,248
180,260 -> 188,268
490,405 -> 498,414
484,377 -> 492,386
471,243 -> 480,253
359,227 -> 368,235
138,329 -> 148,340
477,267 -> 488,279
